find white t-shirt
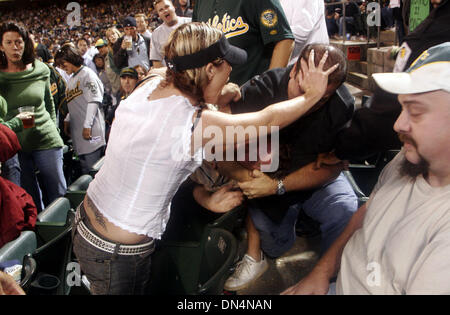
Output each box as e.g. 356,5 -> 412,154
337,151 -> 450,294
279,0 -> 329,66
87,77 -> 203,239
150,17 -> 192,65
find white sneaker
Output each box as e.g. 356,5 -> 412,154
224,253 -> 269,291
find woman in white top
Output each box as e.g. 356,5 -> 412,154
72,22 -> 338,295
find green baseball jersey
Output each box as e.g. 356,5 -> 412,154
193,0 -> 293,86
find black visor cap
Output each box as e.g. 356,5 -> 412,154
166,35 -> 247,72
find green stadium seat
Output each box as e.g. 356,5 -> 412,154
20,255 -> 37,292
147,181 -> 243,295
65,174 -> 93,208
0,231 -> 37,263
89,156 -> 105,178
31,210 -> 75,295
148,227 -> 237,295
37,197 -> 71,224
67,174 -> 93,191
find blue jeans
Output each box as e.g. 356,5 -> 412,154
19,147 -> 67,212
339,16 -> 355,36
249,173 -> 358,257
72,202 -> 154,295
1,154 -> 21,186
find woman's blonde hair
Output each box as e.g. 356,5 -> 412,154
105,26 -> 122,49
163,22 -> 223,104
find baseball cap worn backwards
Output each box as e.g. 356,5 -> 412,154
120,67 -> 138,79
373,42 -> 450,95
165,35 -> 247,72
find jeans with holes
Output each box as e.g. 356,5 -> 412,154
18,147 -> 67,212
249,173 -> 358,258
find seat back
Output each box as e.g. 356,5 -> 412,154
147,180 -> 242,295
197,228 -> 237,295
32,210 -> 75,295
148,228 -> 238,295
37,197 -> 71,223
348,150 -> 400,197
20,255 -> 37,292
0,231 -> 37,263
209,204 -> 246,232
67,174 -> 93,191
89,156 -> 105,178
65,175 -> 92,209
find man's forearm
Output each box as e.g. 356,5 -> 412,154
216,161 -> 253,182
269,39 -> 294,69
193,184 -> 212,210
284,162 -> 343,192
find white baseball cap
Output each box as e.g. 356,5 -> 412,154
373,42 -> 450,95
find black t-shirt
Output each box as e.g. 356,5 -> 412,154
230,67 -> 355,222
231,66 -> 355,172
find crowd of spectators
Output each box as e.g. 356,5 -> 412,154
0,0 -> 165,59
2,0 -> 450,296
0,0 -> 402,58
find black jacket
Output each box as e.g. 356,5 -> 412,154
112,35 -> 151,70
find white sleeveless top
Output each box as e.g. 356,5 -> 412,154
87,77 -> 203,239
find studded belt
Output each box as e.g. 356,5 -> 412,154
75,209 -> 154,256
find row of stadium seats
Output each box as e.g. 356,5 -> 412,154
1,150 -> 397,295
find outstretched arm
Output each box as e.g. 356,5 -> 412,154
282,203 -> 367,295
196,50 -> 339,148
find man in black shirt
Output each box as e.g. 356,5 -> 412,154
193,44 -> 358,291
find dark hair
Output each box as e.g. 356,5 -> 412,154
296,43 -> 347,88
54,45 -> 84,67
0,21 -> 35,69
76,37 -> 90,47
93,53 -> 104,61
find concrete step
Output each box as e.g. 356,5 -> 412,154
330,39 -> 377,62
367,46 -> 396,72
347,72 -> 369,90
348,60 -> 368,75
380,28 -> 396,46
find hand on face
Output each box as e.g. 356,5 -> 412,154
299,50 -> 339,100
